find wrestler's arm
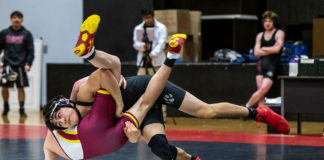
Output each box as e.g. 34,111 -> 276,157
254,32 -> 268,56
77,69 -> 124,117
261,30 -> 285,54
44,131 -> 69,160
44,147 -> 58,160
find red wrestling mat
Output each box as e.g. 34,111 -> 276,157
1,124 -> 324,147
166,130 -> 324,147
0,124 -> 47,139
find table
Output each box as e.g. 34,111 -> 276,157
279,76 -> 324,134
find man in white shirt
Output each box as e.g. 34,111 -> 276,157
133,9 -> 167,75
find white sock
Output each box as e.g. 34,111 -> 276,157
81,46 -> 95,59
167,52 -> 180,59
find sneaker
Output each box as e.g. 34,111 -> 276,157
74,14 -> 100,57
2,105 -> 9,116
256,105 -> 290,134
19,108 -> 28,117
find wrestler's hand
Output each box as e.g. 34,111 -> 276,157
118,75 -> 127,89
124,121 -> 141,143
25,65 -> 31,72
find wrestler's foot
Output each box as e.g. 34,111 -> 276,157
255,105 -> 290,134
167,34 -> 187,59
19,108 -> 27,117
2,104 -> 9,116
74,14 -> 100,58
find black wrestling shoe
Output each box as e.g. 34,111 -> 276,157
19,108 -> 27,117
2,105 -> 9,116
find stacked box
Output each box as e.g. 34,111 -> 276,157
313,18 -> 324,58
189,11 -> 202,62
154,9 -> 190,34
155,10 -> 202,62
189,11 -> 202,36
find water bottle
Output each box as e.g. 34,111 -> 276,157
289,56 -> 299,76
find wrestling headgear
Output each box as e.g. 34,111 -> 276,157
1,66 -> 18,84
43,96 -> 82,130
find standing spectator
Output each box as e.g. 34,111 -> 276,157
0,11 -> 34,117
133,9 -> 167,75
246,11 -> 285,107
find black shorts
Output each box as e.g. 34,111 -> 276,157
121,75 -> 186,129
256,60 -> 278,81
0,65 -> 29,88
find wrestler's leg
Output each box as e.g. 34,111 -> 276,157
255,75 -> 266,106
178,92 -> 249,118
246,77 -> 273,107
177,91 -> 289,134
157,81 -> 249,119
88,50 -> 121,81
126,34 -> 187,125
142,123 -> 193,160
73,15 -> 122,82
126,62 -> 174,124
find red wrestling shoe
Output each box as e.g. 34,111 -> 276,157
256,105 -> 290,134
74,14 -> 100,58
191,155 -> 201,160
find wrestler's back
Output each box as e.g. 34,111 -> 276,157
78,92 -> 128,159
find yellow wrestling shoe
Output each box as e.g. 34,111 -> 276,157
167,33 -> 187,59
74,14 -> 100,58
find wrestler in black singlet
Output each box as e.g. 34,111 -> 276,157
256,29 -> 282,80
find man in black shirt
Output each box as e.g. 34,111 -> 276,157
0,11 -> 34,117
246,11 -> 285,108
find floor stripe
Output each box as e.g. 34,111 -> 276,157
165,130 -> 324,147
0,124 -> 47,139
1,124 -> 324,147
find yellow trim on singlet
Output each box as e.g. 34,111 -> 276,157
97,90 -> 110,95
56,131 -> 80,143
62,129 -> 78,135
123,113 -> 139,128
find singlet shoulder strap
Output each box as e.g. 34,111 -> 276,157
76,101 -> 93,107
271,29 -> 278,40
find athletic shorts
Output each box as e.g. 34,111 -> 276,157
121,75 -> 186,130
256,60 -> 278,81
0,65 -> 29,88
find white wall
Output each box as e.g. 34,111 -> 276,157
0,0 -> 83,106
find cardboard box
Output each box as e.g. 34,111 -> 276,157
313,18 -> 324,58
189,11 -> 202,36
154,10 -> 190,34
